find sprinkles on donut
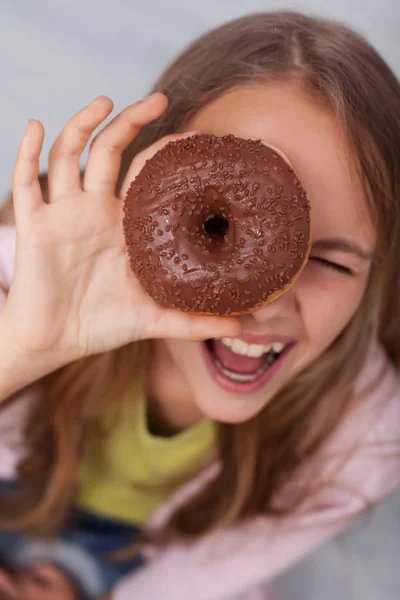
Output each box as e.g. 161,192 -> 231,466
123,133 -> 311,315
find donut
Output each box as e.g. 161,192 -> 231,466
123,133 -> 311,316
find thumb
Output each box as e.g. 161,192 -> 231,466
143,309 -> 242,341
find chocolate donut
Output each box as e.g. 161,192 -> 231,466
123,133 -> 311,315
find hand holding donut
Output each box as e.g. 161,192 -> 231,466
4,94 -> 242,365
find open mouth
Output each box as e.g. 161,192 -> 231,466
201,337 -> 294,394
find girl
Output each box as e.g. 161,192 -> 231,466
0,10 -> 399,600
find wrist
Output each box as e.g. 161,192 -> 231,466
0,309 -> 75,401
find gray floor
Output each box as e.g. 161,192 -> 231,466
1,0 -> 400,598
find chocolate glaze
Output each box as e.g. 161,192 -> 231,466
123,133 -> 311,315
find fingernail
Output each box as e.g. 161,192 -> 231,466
92,96 -> 113,108
146,92 -> 162,102
24,120 -> 34,134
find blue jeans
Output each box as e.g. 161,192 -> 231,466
0,480 -> 144,598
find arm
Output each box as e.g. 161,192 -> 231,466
0,226 -> 69,479
0,307 -> 73,402
0,226 -> 73,403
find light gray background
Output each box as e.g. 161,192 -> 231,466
1,1 -> 399,598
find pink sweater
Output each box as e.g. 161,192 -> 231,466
0,225 -> 399,600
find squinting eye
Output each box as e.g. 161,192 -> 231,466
309,257 -> 353,276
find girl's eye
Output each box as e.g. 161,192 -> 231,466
309,257 -> 353,276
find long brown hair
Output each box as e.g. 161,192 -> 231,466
0,11 -> 399,543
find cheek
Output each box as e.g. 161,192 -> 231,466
163,338 -> 188,364
297,269 -> 368,349
163,339 -> 201,377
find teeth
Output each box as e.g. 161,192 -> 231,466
272,342 -> 285,353
231,339 -> 250,356
215,360 -> 267,382
214,352 -> 277,382
221,338 -> 286,357
247,344 -> 266,358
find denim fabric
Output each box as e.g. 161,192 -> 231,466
0,480 -> 144,597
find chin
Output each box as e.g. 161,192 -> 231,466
191,386 -> 272,424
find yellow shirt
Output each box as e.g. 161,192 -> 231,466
76,383 -> 216,525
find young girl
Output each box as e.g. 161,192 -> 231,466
0,10 -> 399,600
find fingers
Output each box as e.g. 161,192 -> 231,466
21,575 -> 53,599
118,130 -> 199,200
12,120 -> 45,227
0,563 -> 78,600
84,93 -> 169,196
0,568 -> 18,599
47,96 -> 114,200
24,563 -> 70,587
21,563 -> 78,599
145,309 -> 242,342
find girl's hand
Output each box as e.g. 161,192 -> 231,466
5,94 -> 241,364
0,562 -> 82,600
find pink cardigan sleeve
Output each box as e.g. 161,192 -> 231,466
0,225 -> 39,479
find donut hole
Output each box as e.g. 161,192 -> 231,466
204,214 -> 229,245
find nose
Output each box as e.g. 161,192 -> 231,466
248,283 -> 299,324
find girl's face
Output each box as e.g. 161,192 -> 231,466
146,82 -> 376,427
